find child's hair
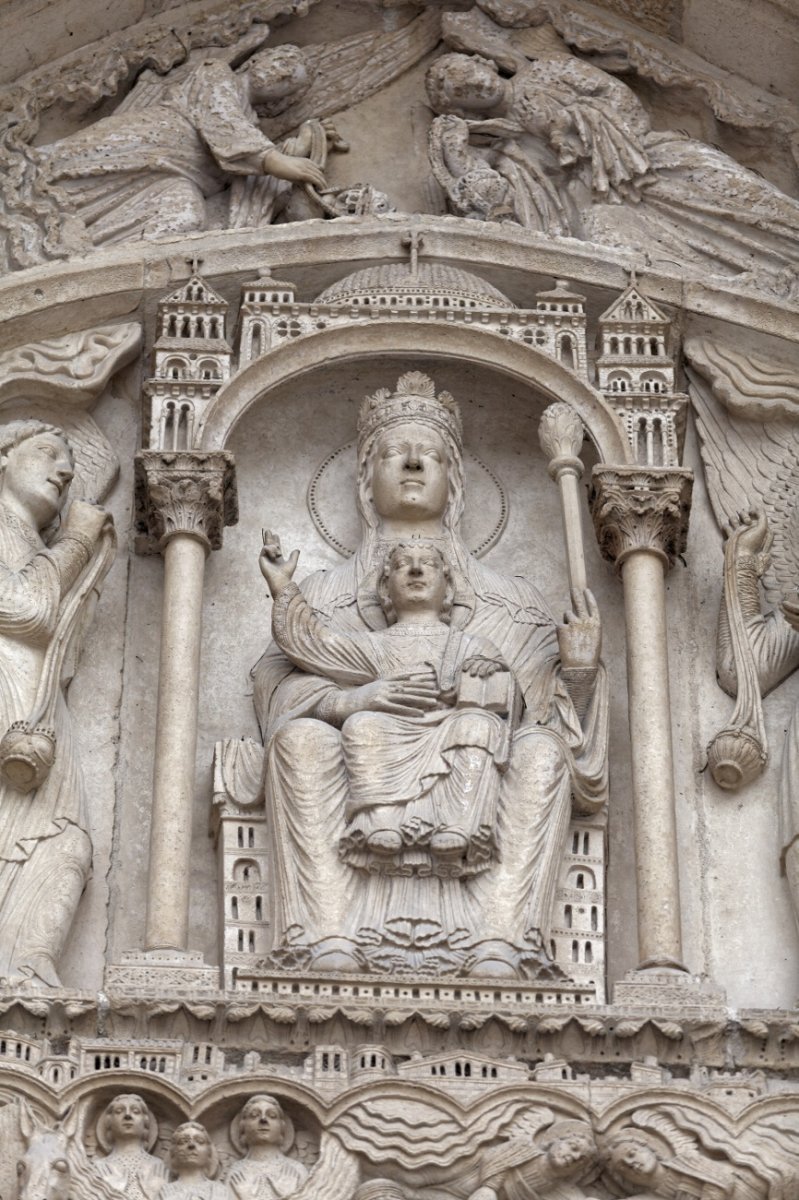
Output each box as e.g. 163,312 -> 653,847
377,543 -> 454,625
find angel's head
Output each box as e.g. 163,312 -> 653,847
244,45 -> 313,114
426,53 -> 508,117
236,1094 -> 293,1153
170,1121 -> 219,1179
603,1128 -> 666,1188
541,1120 -> 596,1178
0,421 -> 74,532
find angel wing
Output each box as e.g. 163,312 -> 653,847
261,10 -> 441,140
290,1133 -> 361,1200
685,334 -> 799,611
114,27 -> 270,114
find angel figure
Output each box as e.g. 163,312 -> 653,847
40,44 -> 326,245
225,1095 -> 359,1200
161,1122 -> 230,1199
687,335 -> 799,932
0,420 -> 114,987
426,3 -> 799,296
260,534 -> 519,879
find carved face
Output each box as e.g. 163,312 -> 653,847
105,1094 -> 149,1145
428,55 -> 506,116
546,1131 -> 594,1175
386,545 -> 449,618
609,1135 -> 660,1183
171,1122 -> 213,1173
370,423 -> 449,523
248,48 -> 309,106
1,431 -> 73,529
239,1095 -> 286,1148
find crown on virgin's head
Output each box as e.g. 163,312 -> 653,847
358,372 -> 463,451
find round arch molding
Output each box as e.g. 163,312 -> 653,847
198,321 -> 632,464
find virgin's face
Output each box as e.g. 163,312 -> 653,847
240,1097 -> 285,1148
370,423 -> 449,523
171,1123 -> 212,1172
2,432 -> 73,528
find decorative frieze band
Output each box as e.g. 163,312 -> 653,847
134,450 -> 238,554
590,465 -> 693,570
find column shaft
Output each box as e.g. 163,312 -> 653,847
145,533 -> 207,950
621,548 -> 683,966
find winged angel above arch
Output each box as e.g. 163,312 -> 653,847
426,1 -> 799,299
3,14 -> 442,257
687,336 -> 799,934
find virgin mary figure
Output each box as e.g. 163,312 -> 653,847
252,373 -> 608,978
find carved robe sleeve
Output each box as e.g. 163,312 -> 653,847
0,533 -> 90,641
271,581 -> 380,687
717,558 -> 799,697
186,62 -> 279,177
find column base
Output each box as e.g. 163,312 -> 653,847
612,967 -> 726,1014
105,949 -> 220,996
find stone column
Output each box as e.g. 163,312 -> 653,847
134,450 -> 237,951
591,465 -> 692,970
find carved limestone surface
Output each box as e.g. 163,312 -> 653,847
250,372 -> 608,983
0,421 -> 114,988
134,450 -> 238,554
426,17 -> 799,298
590,466 -> 693,571
162,1121 -> 229,1199
687,335 -> 799,929
93,1093 -> 169,1199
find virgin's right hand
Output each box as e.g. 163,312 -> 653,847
341,669 -> 440,719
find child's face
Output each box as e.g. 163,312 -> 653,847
387,547 -> 448,617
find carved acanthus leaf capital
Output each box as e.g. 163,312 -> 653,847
134,450 -> 238,554
590,465 -> 693,571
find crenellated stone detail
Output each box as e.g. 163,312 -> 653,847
134,450 -> 238,554
590,465 -> 693,571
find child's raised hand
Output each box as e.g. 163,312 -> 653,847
259,530 -> 300,597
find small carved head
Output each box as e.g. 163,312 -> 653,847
236,1094 -> 294,1153
97,1093 -> 155,1151
603,1128 -> 665,1188
541,1120 -> 597,1179
245,45 -> 313,113
425,53 -> 506,117
378,543 -> 454,625
170,1120 -> 219,1179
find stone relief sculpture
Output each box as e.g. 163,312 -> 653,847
162,1121 -> 230,1199
686,337 -> 799,933
226,1095 -> 359,1200
0,421 -> 114,988
426,5 -> 799,296
252,372 -> 608,978
93,1093 -> 169,1198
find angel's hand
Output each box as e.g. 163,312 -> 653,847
723,510 -> 773,573
259,530 -> 300,598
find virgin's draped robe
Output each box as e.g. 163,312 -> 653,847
271,580 -> 516,878
254,533 -> 608,961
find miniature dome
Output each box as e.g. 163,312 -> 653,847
314,262 -> 514,310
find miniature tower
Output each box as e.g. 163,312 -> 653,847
236,267 -> 300,368
596,274 -> 687,466
532,279 -> 589,380
550,814 -> 607,1003
211,740 -> 271,987
146,259 -> 232,450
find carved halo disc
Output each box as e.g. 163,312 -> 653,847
308,440 -> 508,558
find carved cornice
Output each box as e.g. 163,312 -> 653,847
590,465 -> 693,570
134,450 -> 238,554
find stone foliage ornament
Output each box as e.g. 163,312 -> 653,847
252,371 -> 608,980
0,421 -> 114,988
427,6 -> 799,297
686,336 -> 799,927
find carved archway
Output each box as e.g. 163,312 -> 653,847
198,321 -> 632,464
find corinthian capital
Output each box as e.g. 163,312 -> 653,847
590,465 -> 693,570
134,450 -> 238,554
